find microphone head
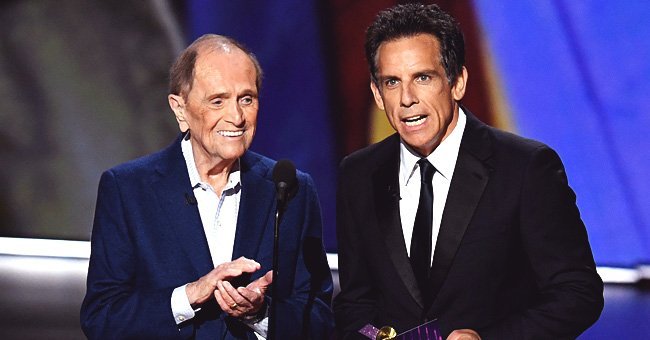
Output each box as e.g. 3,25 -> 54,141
272,159 -> 298,201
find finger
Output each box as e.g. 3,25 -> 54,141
214,267 -> 243,281
246,270 -> 273,295
217,281 -> 240,309
215,291 -> 242,317
218,280 -> 246,308
233,257 -> 261,270
222,280 -> 252,309
216,263 -> 258,280
212,259 -> 259,281
237,287 -> 264,312
221,282 -> 253,318
236,286 -> 262,303
214,284 -> 232,312
260,270 -> 273,284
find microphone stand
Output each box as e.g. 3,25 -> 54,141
269,183 -> 287,340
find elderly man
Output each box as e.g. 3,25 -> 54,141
334,4 -> 603,339
81,34 -> 333,339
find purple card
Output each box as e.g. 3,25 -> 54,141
358,319 -> 442,340
358,324 -> 381,339
395,319 -> 442,340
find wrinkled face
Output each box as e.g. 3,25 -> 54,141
370,34 -> 467,156
169,47 -> 259,166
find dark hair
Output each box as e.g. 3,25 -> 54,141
168,34 -> 263,98
365,3 -> 465,85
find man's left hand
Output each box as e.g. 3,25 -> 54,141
214,270 -> 273,318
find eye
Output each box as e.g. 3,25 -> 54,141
384,78 -> 399,88
416,74 -> 431,82
211,98 -> 224,107
240,96 -> 254,106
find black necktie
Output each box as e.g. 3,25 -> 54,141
410,158 -> 434,300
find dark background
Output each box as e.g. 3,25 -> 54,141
1,1 -> 649,338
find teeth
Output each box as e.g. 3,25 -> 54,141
404,115 -> 426,126
218,130 -> 244,137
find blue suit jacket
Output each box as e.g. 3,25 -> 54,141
81,136 -> 334,339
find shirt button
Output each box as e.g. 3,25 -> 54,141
177,315 -> 186,322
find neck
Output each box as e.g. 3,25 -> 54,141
191,145 -> 237,195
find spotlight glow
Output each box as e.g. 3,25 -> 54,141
0,237 -> 90,258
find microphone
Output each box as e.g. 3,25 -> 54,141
272,159 -> 298,211
388,185 -> 400,200
269,159 -> 297,340
184,193 -> 197,205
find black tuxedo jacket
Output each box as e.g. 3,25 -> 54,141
334,111 -> 603,339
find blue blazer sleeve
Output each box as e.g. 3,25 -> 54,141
81,170 -> 185,340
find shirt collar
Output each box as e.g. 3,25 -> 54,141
400,107 -> 467,184
181,134 -> 241,193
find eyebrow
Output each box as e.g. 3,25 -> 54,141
239,89 -> 258,97
377,74 -> 399,83
412,69 -> 440,78
205,89 -> 258,101
206,92 -> 229,100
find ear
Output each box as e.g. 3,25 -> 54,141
370,81 -> 385,111
451,66 -> 468,101
168,94 -> 189,132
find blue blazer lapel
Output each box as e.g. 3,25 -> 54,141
152,136 -> 214,276
232,152 -> 276,262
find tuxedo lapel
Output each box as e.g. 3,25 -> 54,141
428,111 -> 493,305
372,135 -> 424,309
152,137 -> 214,276
231,152 -> 276,261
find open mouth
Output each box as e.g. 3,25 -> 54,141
403,115 -> 427,127
218,130 -> 244,137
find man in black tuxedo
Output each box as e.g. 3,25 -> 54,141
334,4 -> 603,339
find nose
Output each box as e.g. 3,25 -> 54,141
225,100 -> 245,126
400,82 -> 418,107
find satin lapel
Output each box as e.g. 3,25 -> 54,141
231,152 -> 275,261
152,138 -> 214,276
428,111 -> 492,304
372,136 -> 424,309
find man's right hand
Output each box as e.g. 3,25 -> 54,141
447,329 -> 481,340
185,256 -> 261,307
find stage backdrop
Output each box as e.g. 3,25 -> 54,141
0,0 -> 648,267
187,0 -> 650,266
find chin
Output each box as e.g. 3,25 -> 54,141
227,148 -> 248,159
406,139 -> 435,155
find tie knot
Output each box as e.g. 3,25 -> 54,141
417,159 -> 435,183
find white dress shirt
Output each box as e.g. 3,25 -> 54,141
399,108 -> 466,263
170,136 -> 267,338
